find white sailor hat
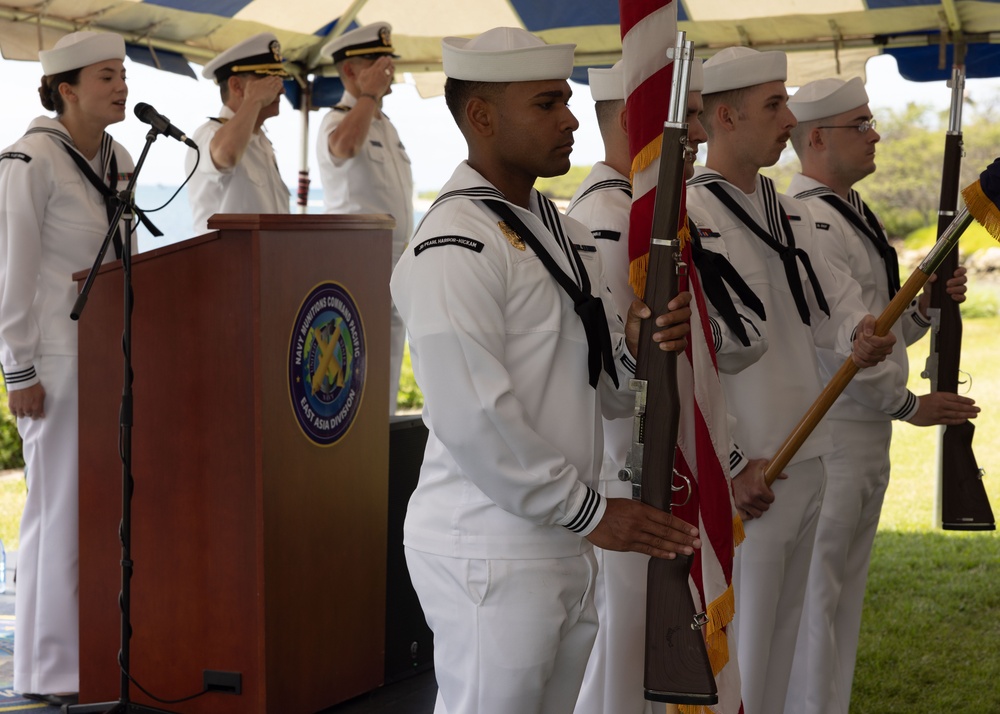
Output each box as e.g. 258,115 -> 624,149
202,32 -> 289,82
788,77 -> 869,122
589,61 -> 624,102
39,31 -> 126,76
703,47 -> 786,94
442,27 -> 575,83
320,22 -> 399,65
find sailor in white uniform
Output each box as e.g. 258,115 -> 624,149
685,47 -> 896,714
783,77 -> 977,714
186,32 -> 291,232
391,27 -> 702,714
568,59 -> 767,714
0,31 -> 134,706
316,23 -> 414,413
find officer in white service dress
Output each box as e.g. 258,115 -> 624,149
316,23 -> 413,413
186,32 -> 290,232
685,46 -> 896,714
783,77 -> 977,714
391,27 -> 702,714
0,31 -> 133,706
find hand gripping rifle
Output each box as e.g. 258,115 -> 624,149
922,62 -> 995,531
618,32 -> 718,706
763,159 -> 1000,486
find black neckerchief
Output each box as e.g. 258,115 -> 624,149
481,196 -> 618,389
697,175 -> 829,325
796,186 -> 900,299
25,127 -> 162,248
688,217 -> 766,346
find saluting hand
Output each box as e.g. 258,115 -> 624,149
356,56 -> 395,100
244,75 -> 285,109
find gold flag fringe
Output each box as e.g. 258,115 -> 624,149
962,180 -> 1000,241
627,134 -> 663,298
733,514 -> 746,547
629,253 -> 650,299
631,134 -> 663,182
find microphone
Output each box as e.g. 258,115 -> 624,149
134,102 -> 197,149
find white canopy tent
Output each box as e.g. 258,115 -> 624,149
2,0 -> 1000,95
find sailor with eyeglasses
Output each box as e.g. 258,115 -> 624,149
783,76 -> 976,714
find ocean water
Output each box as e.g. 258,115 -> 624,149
133,185 -> 319,252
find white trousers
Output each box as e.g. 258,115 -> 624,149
785,419 -> 891,714
732,456 -> 825,714
14,354 -> 79,694
574,478 -> 663,714
406,547 -> 600,714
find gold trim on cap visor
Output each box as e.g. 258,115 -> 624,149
228,62 -> 289,75
344,46 -> 395,58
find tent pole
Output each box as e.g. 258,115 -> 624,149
297,78 -> 312,214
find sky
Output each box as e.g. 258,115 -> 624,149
2,52 -> 1000,194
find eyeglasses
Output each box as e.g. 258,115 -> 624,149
818,119 -> 877,134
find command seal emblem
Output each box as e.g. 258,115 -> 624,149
288,282 -> 366,445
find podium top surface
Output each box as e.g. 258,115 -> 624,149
208,213 -> 395,232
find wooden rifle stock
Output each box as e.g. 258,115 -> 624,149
621,33 -> 718,705
927,120 -> 996,530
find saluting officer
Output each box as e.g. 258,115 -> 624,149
186,32 -> 291,232
317,22 -> 414,413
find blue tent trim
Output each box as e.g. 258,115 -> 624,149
284,76 -> 346,111
887,43 -> 1000,82
142,0 -> 253,13
125,45 -> 197,79
511,0 -> 620,30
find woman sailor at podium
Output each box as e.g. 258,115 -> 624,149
0,30 -> 134,708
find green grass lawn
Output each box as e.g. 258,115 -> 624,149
852,315 -> 1000,713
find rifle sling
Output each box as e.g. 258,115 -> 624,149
481,198 -> 618,389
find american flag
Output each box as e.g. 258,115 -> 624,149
618,2 -> 744,712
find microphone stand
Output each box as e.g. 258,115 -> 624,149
66,127 -> 176,714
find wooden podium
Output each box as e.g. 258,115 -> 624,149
77,214 -> 393,714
